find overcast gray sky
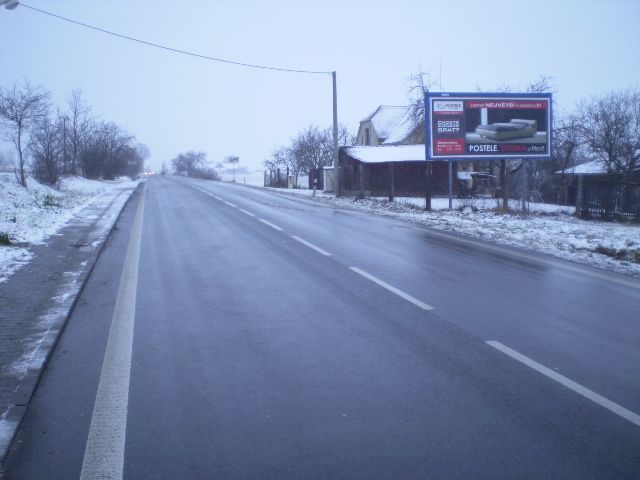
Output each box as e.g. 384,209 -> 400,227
1,0 -> 639,173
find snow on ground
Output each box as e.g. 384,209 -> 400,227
218,170 -> 265,187
261,185 -> 640,278
0,174 -> 137,283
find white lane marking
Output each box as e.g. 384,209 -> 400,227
239,208 -> 255,217
349,267 -> 434,311
259,219 -> 283,231
213,195 -> 223,201
290,235 -> 331,256
224,201 -> 237,208
80,186 -> 146,479
486,341 -> 640,428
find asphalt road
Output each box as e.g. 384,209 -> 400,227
4,176 -> 640,479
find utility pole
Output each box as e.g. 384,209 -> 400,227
332,71 -> 341,197
62,116 -> 68,174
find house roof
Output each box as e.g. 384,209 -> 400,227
559,159 -> 640,176
361,106 -> 409,140
382,108 -> 416,145
342,145 -> 428,164
559,160 -> 607,175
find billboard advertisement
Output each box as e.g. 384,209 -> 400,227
425,92 -> 552,159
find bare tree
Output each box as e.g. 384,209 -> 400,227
80,121 -> 134,179
132,142 -> 150,176
30,117 -> 64,187
543,114 -> 584,203
407,70 -> 440,130
526,75 -> 555,95
171,151 -> 207,177
0,81 -> 50,186
292,125 -> 332,176
577,88 -> 640,179
64,89 -> 92,175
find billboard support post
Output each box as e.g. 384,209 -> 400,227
423,90 -> 432,211
425,162 -> 432,211
520,159 -> 527,210
448,159 -> 453,209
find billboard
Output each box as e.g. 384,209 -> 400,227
425,92 -> 552,159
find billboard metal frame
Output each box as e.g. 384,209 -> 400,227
424,92 -> 553,161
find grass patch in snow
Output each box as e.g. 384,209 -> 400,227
43,194 -> 63,207
0,232 -> 10,245
594,245 -> 640,263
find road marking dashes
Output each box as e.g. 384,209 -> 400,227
349,267 -> 434,311
290,235 -> 331,256
486,340 -> 640,428
239,208 -> 255,217
259,219 -> 283,231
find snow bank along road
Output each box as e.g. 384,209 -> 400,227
4,176 -> 640,479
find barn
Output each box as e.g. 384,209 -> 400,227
338,145 -> 457,197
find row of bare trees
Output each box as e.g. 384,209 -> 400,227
264,125 -> 355,184
0,80 -> 149,188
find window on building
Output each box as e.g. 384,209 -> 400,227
365,127 -> 370,145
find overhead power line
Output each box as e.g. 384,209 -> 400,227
19,2 -> 332,75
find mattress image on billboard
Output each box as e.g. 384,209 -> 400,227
474,119 -> 537,141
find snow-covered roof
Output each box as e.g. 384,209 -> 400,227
362,106 -> 409,140
560,160 -> 640,176
382,108 -> 416,145
559,160 -> 607,175
343,145 -> 427,164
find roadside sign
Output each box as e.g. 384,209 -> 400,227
425,92 -> 552,160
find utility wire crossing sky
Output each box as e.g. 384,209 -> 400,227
2,0 -> 639,173
20,3 -> 333,75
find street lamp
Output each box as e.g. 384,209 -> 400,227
1,0 -> 19,10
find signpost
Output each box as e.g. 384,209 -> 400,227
226,156 -> 239,182
425,92 -> 552,208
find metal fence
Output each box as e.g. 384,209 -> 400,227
582,181 -> 640,222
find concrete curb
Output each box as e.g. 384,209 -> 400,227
0,182 -> 143,467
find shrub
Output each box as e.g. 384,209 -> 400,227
43,194 -> 62,207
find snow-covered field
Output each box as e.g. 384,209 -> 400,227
263,186 -> 640,278
0,174 -> 137,282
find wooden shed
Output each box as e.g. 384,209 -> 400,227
339,145 -> 456,197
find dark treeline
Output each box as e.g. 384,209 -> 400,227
170,151 -> 219,180
0,80 -> 149,188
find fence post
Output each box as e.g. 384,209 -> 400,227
389,163 -> 395,202
425,162 -> 432,211
575,175 -> 584,218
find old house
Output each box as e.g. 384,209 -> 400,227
356,106 -> 423,146
339,145 -> 456,197
333,106 -> 456,197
